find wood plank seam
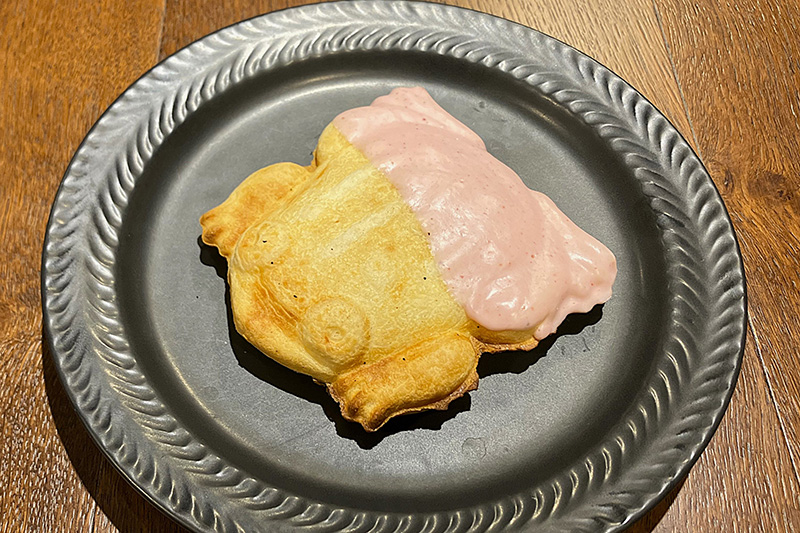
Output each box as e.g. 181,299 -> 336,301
650,0 -> 701,155
748,314 -> 800,486
773,4 -> 800,122
155,0 -> 168,66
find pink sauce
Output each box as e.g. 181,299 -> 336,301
333,87 -> 617,338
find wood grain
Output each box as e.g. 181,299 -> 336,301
657,0 -> 800,475
652,0 -> 800,529
0,0 -> 182,531
1,0 -> 798,531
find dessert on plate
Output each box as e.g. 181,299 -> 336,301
201,87 -> 617,431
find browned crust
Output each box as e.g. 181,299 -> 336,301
326,335 -> 539,432
328,365 -> 480,432
473,336 -> 540,354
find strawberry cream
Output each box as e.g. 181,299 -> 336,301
334,87 -> 617,338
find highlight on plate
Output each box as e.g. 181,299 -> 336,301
200,87 -> 617,431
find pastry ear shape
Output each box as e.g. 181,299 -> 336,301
200,162 -> 311,258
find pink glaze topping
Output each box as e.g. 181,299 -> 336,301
333,87 -> 617,338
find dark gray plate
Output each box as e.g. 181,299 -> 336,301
42,2 -> 746,532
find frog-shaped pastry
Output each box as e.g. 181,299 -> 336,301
201,88 -> 616,431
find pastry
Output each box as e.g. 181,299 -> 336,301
201,87 -> 616,431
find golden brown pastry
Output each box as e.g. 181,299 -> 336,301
201,125 -> 538,431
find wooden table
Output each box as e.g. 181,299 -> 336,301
2,0 -> 798,531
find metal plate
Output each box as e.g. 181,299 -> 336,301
42,2 -> 746,532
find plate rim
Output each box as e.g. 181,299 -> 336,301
41,1 -> 747,531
